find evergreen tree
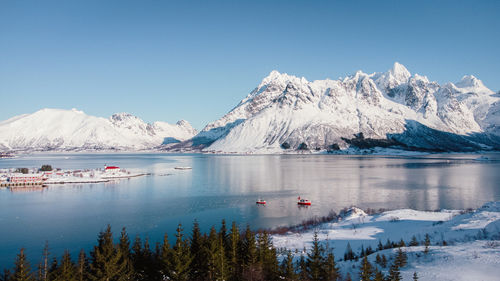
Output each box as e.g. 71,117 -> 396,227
424,234 -> 431,254
381,254 -> 387,268
206,227 -> 227,281
168,223 -> 192,281
52,250 -> 77,281
159,233 -> 172,280
413,271 -> 419,281
88,225 -> 126,281
259,232 -> 279,280
377,239 -> 384,251
77,249 -> 89,281
297,255 -> 308,281
228,222 -> 240,280
398,239 -> 406,247
375,254 -> 382,266
384,239 -> 392,249
373,269 -> 384,281
394,248 -> 407,268
48,257 -> 58,280
358,255 -> 373,281
219,219 -> 229,253
41,241 -> 50,281
240,224 -> 260,280
118,228 -> 134,280
409,235 -> 419,246
323,252 -> 339,281
280,251 -> 297,280
190,220 -> 207,281
343,242 -> 355,261
0,269 -> 11,281
12,248 -> 34,281
388,261 -> 401,281
306,232 -> 325,281
214,235 -> 229,281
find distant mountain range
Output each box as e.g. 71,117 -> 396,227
1,63 -> 499,153
0,108 -> 197,151
171,62 -> 500,153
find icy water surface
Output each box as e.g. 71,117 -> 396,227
0,153 -> 499,266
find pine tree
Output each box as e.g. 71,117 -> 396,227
373,269 -> 384,281
159,233 -> 172,280
214,235 -> 229,281
206,227 -> 226,281
424,234 -> 431,254
394,248 -> 407,268
381,254 -> 387,268
41,241 -> 50,281
168,223 -> 192,281
240,224 -> 259,280
118,228 -> 134,280
0,269 -> 11,281
259,232 -> 279,281
88,225 -> 126,281
306,232 -> 325,281
297,255 -> 308,281
190,220 -> 207,281
323,251 -> 339,281
280,251 -> 297,280
52,250 -> 77,281
388,261 -> 401,281
228,222 -> 240,280
377,239 -> 384,251
413,271 -> 418,281
398,239 -> 406,247
409,235 -> 419,246
384,239 -> 392,249
12,248 -> 34,281
77,249 -> 89,281
48,257 -> 58,280
375,254 -> 382,266
343,242 -> 355,261
358,255 -> 373,281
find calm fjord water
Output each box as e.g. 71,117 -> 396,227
0,153 -> 499,266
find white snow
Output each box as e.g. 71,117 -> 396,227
272,202 -> 500,280
193,63 -> 499,153
0,109 -> 197,151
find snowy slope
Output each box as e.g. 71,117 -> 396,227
272,202 -> 500,281
191,63 -> 499,153
0,108 -> 197,151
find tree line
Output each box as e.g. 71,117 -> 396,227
1,220 -> 420,281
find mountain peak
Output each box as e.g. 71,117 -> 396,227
389,62 -> 411,82
456,75 -> 483,88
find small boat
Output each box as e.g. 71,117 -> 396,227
174,166 -> 192,170
256,199 -> 266,205
297,196 -> 311,206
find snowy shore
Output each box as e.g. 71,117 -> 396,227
272,202 -> 500,280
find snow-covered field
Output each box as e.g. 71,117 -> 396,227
272,202 -> 500,280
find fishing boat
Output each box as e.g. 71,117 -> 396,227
297,196 -> 311,206
256,199 -> 266,205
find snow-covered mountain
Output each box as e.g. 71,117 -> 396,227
186,63 -> 500,153
0,108 -> 197,151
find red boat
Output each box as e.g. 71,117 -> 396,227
297,196 -> 311,205
256,199 -> 266,205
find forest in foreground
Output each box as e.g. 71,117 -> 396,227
1,220 -> 417,281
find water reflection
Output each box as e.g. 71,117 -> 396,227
0,153 -> 499,266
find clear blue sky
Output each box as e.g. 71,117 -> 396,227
1,0 -> 499,129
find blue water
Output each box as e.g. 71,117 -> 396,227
0,153 -> 499,267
